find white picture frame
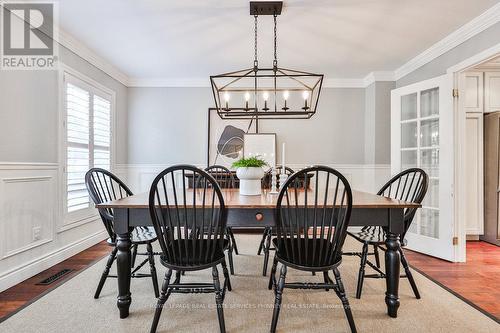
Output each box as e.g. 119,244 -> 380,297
243,133 -> 276,168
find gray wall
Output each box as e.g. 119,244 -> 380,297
397,22 -> 500,87
127,87 -> 367,165
364,83 -> 376,164
0,45 -> 128,163
0,70 -> 58,162
364,82 -> 394,164
128,87 -> 212,165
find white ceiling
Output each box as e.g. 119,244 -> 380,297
57,0 -> 500,81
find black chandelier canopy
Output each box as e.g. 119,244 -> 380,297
210,1 -> 323,120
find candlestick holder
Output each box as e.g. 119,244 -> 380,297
269,167 -> 278,194
278,173 -> 288,191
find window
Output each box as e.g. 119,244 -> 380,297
63,72 -> 113,215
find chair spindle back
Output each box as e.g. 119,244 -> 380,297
149,165 -> 227,267
275,166 -> 353,267
85,168 -> 133,241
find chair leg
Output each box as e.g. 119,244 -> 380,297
94,247 -> 117,299
227,243 -> 235,275
333,267 -> 357,333
212,266 -> 226,333
257,227 -> 269,255
400,248 -> 421,299
227,227 -> 239,255
150,269 -> 173,333
262,229 -> 272,276
147,243 -> 159,298
221,258 -> 232,292
355,243 -> 369,299
323,271 -> 330,291
268,256 -> 278,290
131,244 -> 138,268
373,245 -> 381,268
270,265 -> 287,333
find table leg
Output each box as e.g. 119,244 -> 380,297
385,231 -> 401,318
116,231 -> 132,319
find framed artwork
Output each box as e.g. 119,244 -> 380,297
207,108 -> 257,169
243,133 -> 276,168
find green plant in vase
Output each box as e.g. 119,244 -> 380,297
232,156 -> 268,196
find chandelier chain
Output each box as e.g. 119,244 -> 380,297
254,15 -> 258,70
273,14 -> 278,69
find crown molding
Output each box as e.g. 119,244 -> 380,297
128,77 -> 371,88
127,77 -> 210,88
128,77 -> 377,89
394,3 -> 500,81
56,29 -> 130,86
324,78 -> 366,88
363,71 -> 396,86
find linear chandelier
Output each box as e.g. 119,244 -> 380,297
210,1 -> 323,120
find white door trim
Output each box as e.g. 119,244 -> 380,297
448,44 -> 500,262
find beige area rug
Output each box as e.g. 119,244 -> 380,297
1,235 -> 498,332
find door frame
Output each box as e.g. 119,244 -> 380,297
448,43 -> 500,262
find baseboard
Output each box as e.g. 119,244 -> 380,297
0,230 -> 107,292
466,235 -> 480,241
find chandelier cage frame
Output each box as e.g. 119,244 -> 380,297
210,1 -> 324,120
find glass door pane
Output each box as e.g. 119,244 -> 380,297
420,209 -> 439,238
401,122 -> 418,148
420,119 -> 439,147
401,93 -> 417,120
420,88 -> 439,117
401,150 -> 417,169
420,148 -> 439,178
423,178 -> 439,208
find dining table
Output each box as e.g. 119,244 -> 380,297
97,188 -> 421,320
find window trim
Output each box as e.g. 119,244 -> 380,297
58,63 -> 116,231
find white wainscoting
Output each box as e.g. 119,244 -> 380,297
0,163 -> 107,292
116,164 -> 391,194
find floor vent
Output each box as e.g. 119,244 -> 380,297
36,269 -> 72,285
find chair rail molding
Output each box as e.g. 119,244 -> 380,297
0,162 -> 106,292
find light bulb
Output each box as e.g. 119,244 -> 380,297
302,91 -> 309,100
224,92 -> 230,102
263,91 -> 269,101
283,90 -> 289,100
244,92 -> 250,101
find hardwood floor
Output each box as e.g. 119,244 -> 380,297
406,241 -> 500,321
0,239 -> 498,322
0,241 -> 110,322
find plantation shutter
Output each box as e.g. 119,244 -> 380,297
65,74 -> 112,214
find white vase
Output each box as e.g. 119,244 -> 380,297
236,167 -> 265,196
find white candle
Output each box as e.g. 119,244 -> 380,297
281,142 -> 286,174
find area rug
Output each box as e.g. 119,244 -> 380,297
1,235 -> 498,332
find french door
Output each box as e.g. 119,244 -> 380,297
391,74 -> 455,261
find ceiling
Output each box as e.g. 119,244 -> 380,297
57,0 -> 500,81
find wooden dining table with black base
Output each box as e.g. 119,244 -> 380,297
97,188 -> 420,320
